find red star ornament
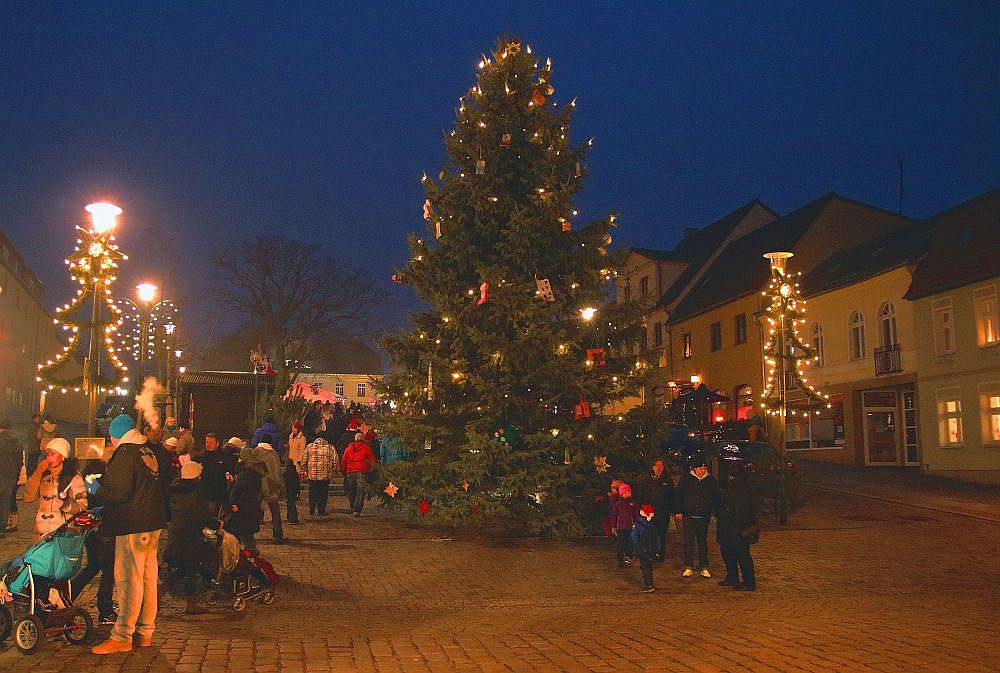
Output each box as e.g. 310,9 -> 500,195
462,480 -> 470,492
384,482 -> 399,498
418,498 -> 431,516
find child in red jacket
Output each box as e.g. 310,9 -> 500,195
341,433 -> 377,516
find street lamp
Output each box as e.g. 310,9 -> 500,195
118,283 -> 178,396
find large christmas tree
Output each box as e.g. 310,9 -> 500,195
379,37 -> 664,535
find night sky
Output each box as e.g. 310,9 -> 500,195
2,2 -> 997,351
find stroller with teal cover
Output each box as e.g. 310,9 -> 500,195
0,509 -> 101,654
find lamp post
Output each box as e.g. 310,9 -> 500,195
83,202 -> 123,437
763,251 -> 794,524
118,283 -> 178,395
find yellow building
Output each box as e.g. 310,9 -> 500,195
303,373 -> 384,406
904,188 -> 1000,484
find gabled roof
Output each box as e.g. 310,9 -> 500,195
668,193 -> 838,324
803,220 -> 932,297
904,187 -> 1000,300
629,247 -> 687,262
179,371 -> 275,387
655,199 -> 777,307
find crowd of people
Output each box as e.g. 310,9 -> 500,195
0,400 -> 390,656
600,451 -> 760,593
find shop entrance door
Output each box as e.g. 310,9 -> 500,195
863,391 -> 901,465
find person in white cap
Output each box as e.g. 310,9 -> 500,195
23,436 -> 86,539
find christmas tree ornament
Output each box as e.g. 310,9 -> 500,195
462,480 -> 470,492
586,347 -> 606,366
435,220 -> 441,239
563,447 -> 571,465
423,199 -> 432,220
504,39 -> 521,56
560,217 -> 571,232
418,498 -> 431,516
573,399 -> 591,420
500,132 -> 512,149
492,422 -> 521,449
535,277 -> 555,302
594,455 -> 610,474
531,89 -> 546,106
384,482 -> 399,498
475,159 -> 486,175
477,281 -> 489,306
574,162 -> 582,178
427,361 -> 433,401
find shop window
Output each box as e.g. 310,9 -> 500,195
879,302 -> 898,348
710,322 -> 722,352
734,385 -> 753,421
335,382 -> 344,396
653,322 -> 663,348
786,393 -> 844,450
357,382 -> 366,398
981,385 -> 1000,445
936,388 -> 963,446
810,323 -> 824,366
849,311 -> 865,360
932,299 -> 955,355
682,333 -> 692,359
734,313 -> 747,345
973,286 -> 999,347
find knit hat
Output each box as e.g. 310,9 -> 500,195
47,438 -> 71,459
164,437 -> 178,448
257,442 -> 273,452
292,419 -> 302,431
689,451 -> 708,468
227,437 -> 246,449
108,414 -> 135,440
618,483 -> 632,498
354,432 -> 365,441
180,461 -> 203,480
639,504 -> 655,520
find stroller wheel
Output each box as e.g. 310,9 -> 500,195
64,608 -> 93,645
0,605 -> 12,642
260,589 -> 275,605
205,589 -> 224,606
232,596 -> 247,613
13,614 -> 45,655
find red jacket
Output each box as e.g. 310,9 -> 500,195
341,441 -> 376,474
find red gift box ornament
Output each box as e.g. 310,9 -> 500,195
573,399 -> 591,420
586,347 -> 606,366
535,277 -> 555,302
477,281 -> 489,306
531,89 -> 546,106
500,132 -> 512,149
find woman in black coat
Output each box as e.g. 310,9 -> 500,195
716,465 -> 759,591
224,451 -> 265,554
163,464 -> 217,613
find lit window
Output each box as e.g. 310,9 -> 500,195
932,299 -> 955,355
973,286 -> 999,347
982,388 -> 1000,444
682,333 -> 692,359
335,382 -> 344,396
357,382 -> 366,398
937,390 -> 963,446
810,323 -> 824,366
849,311 -> 865,360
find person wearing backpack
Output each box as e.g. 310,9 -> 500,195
251,442 -> 286,544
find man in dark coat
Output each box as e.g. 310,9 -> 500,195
674,452 -> 720,579
195,433 -> 233,514
303,401 -> 323,444
91,414 -> 173,655
717,464 -> 759,591
0,419 -> 22,538
636,457 -> 674,562
225,448 -> 265,554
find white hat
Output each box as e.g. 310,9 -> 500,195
47,438 -> 71,459
257,442 -> 272,452
227,437 -> 246,448
165,437 -> 178,448
180,462 -> 203,480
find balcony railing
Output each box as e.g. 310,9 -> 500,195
874,343 -> 902,376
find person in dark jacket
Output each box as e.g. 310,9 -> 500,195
717,463 -> 759,591
163,462 -> 217,613
91,414 -> 173,655
611,482 -> 637,568
71,460 -> 117,624
195,433 -> 234,515
637,457 -> 674,562
631,504 -> 660,592
674,453 -> 720,579
0,419 -> 22,539
303,401 -> 323,444
251,418 -> 285,459
225,448 -> 265,554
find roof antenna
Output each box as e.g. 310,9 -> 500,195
896,154 -> 905,215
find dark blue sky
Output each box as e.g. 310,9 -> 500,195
2,2 -> 997,341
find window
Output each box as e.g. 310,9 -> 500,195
849,311 -> 866,360
653,322 -> 663,348
734,385 -> 753,421
932,299 -> 955,355
734,313 -> 747,345
879,302 -> 898,348
640,276 -> 649,299
974,286 -> 999,347
981,385 -> 1000,444
682,333 -> 692,359
709,322 -> 722,352
936,389 -> 963,446
357,382 -> 366,398
335,381 -> 344,396
810,323 -> 824,366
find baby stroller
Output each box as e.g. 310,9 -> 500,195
0,509 -> 101,654
202,527 -> 277,612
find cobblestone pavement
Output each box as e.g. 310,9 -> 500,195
0,482 -> 996,673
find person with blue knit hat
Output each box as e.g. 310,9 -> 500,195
90,414 -> 173,655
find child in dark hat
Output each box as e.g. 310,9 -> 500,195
632,504 -> 660,592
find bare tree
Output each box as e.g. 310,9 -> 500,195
210,235 -> 386,378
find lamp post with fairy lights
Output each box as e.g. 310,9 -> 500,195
117,282 -> 179,396
37,202 -> 130,436
760,251 -> 831,524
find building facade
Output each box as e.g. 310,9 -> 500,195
905,188 -> 1000,484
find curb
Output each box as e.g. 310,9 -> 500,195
810,483 -> 1000,525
